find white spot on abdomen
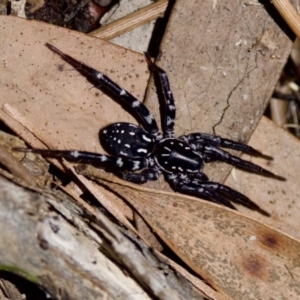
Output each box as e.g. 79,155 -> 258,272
137,148 -> 147,153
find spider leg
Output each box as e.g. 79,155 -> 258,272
190,179 -> 270,216
144,53 -> 175,138
180,133 -> 272,159
167,174 -> 270,215
193,172 -> 209,181
45,43 -> 161,139
119,166 -> 161,183
167,173 -> 237,209
200,145 -> 285,180
13,148 -> 147,171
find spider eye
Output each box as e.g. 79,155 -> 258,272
100,122 -> 154,158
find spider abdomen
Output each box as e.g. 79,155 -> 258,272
100,122 -> 155,158
154,139 -> 203,173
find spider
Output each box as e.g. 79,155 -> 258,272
15,43 -> 284,215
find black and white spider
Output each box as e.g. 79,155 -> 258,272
15,43 -> 284,215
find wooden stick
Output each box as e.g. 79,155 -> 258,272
89,0 -> 168,40
271,0 -> 300,39
0,145 -> 37,186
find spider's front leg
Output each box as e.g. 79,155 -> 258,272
145,53 -> 176,138
167,174 -> 270,216
13,148 -> 148,172
45,43 -> 161,139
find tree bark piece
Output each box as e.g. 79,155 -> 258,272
0,177 -> 148,299
0,177 -> 207,299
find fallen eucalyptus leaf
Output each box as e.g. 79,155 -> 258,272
0,15 -> 147,231
78,167 -> 300,299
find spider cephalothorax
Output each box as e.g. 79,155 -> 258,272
15,43 -> 284,215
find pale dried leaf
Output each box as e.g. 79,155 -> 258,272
0,15 -> 148,228
88,172 -> 300,300
0,5 -> 299,299
225,116 -> 300,239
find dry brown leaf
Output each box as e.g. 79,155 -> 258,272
140,2 -> 300,283
226,116 -> 300,239
1,9 -> 300,299
77,169 -> 300,299
142,0 -> 298,271
0,15 -> 148,228
1,16 -> 145,148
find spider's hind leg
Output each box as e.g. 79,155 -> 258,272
194,180 -> 270,216
167,174 -> 270,216
167,173 -> 237,210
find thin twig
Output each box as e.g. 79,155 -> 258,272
0,145 -> 37,186
271,0 -> 300,39
89,0 -> 168,40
